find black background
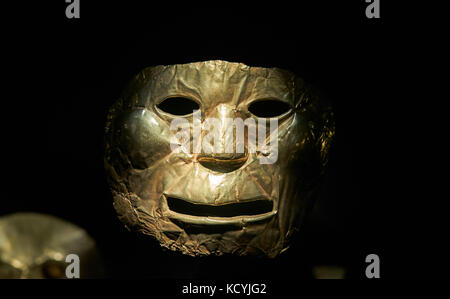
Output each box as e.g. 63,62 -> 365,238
2,0 -> 448,283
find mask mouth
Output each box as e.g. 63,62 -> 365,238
161,195 -> 277,226
167,196 -> 273,217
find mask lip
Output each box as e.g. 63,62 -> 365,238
159,194 -> 277,226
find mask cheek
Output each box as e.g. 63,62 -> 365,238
115,108 -> 172,169
281,121 -> 322,183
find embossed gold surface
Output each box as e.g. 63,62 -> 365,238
104,60 -> 334,257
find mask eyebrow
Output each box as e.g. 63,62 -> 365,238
248,77 -> 295,106
146,67 -> 205,106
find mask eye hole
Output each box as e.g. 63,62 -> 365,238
248,99 -> 291,118
157,97 -> 200,116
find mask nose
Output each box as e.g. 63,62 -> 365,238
198,152 -> 248,173
197,104 -> 248,173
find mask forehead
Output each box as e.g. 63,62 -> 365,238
131,61 -> 297,111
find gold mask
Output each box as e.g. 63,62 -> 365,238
0,213 -> 103,278
105,60 -> 334,257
